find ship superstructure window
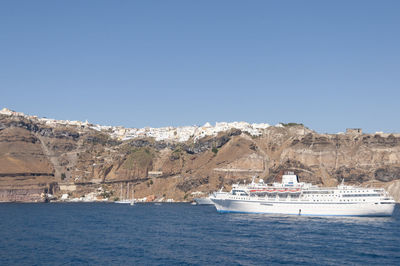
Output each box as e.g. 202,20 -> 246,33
303,191 -> 320,194
232,190 -> 248,196
342,194 -> 379,197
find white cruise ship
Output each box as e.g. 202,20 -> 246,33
211,172 -> 396,216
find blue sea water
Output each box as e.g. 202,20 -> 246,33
0,203 -> 399,265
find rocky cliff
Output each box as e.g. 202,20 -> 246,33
1,110 -> 400,202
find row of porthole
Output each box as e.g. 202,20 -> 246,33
312,199 -> 367,202
341,190 -> 370,193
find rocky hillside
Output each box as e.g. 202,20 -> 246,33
1,110 -> 400,202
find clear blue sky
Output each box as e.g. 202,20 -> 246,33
1,1 -> 399,133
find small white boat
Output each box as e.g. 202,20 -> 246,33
115,183 -> 135,205
194,188 -> 229,205
115,199 -> 134,204
194,197 -> 214,205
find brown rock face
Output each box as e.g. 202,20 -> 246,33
0,127 -> 55,202
1,114 -> 400,202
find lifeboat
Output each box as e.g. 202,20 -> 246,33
250,189 -> 269,192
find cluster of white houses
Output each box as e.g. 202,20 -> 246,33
0,108 -> 273,142
3,107 -> 399,143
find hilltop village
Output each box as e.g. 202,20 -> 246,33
0,108 -> 272,142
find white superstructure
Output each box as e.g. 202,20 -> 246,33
211,172 -> 396,216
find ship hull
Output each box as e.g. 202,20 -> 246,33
211,198 -> 395,217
